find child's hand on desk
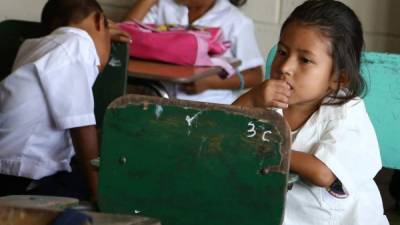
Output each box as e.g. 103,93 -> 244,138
181,76 -> 215,94
108,19 -> 132,43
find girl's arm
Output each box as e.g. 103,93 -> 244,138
70,125 -> 100,202
291,150 -> 336,187
233,81 -> 335,187
125,0 -> 157,21
181,66 -> 263,95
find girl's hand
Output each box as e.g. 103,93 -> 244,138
233,79 -> 291,108
254,79 -> 291,108
108,19 -> 131,43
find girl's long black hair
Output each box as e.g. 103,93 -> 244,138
229,0 -> 247,7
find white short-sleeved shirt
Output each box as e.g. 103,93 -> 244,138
284,98 -> 389,225
143,0 -> 264,104
0,27 -> 100,180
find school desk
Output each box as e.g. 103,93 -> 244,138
128,58 -> 241,83
97,94 -> 290,225
0,206 -> 160,225
0,195 -> 160,225
127,58 -> 241,98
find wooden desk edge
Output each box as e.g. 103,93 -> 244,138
128,58 -> 241,84
0,205 -> 161,225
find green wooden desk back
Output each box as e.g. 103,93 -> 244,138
265,48 -> 400,169
0,19 -> 128,128
98,95 -> 290,225
92,42 -> 128,128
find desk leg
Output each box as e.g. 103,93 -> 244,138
127,77 -> 172,99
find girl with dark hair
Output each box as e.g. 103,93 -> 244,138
234,1 -> 389,224
125,0 -> 263,105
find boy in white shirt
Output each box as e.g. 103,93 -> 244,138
126,0 -> 264,104
0,0 -> 115,202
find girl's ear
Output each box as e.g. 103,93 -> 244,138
329,71 -> 349,91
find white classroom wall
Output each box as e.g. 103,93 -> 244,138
1,0 -> 400,56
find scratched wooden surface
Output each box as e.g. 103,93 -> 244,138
0,206 -> 161,225
266,48 -> 400,169
98,95 -> 290,225
0,195 -> 78,210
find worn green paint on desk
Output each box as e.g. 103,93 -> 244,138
93,42 -> 128,128
98,95 -> 290,225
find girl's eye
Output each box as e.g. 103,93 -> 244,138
300,57 -> 312,64
277,49 -> 287,57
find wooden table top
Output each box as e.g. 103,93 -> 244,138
128,58 -> 241,83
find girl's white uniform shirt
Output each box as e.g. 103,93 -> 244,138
0,27 -> 100,180
284,99 -> 389,225
143,0 -> 264,104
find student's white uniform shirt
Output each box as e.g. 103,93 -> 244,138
0,27 -> 100,180
284,98 -> 389,225
143,0 -> 264,104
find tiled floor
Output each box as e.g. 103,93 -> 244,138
376,169 -> 400,225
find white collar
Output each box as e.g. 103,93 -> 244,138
52,27 -> 92,41
52,27 -> 100,66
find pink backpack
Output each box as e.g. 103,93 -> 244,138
119,21 -> 235,78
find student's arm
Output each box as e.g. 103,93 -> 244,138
70,125 -> 99,202
291,150 -> 336,187
125,0 -> 157,21
181,66 -> 263,94
108,19 -> 131,43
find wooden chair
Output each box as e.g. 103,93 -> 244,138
97,94 -> 291,225
0,20 -> 46,81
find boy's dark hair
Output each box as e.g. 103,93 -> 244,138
281,0 -> 366,105
229,0 -> 247,7
41,0 -> 105,33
